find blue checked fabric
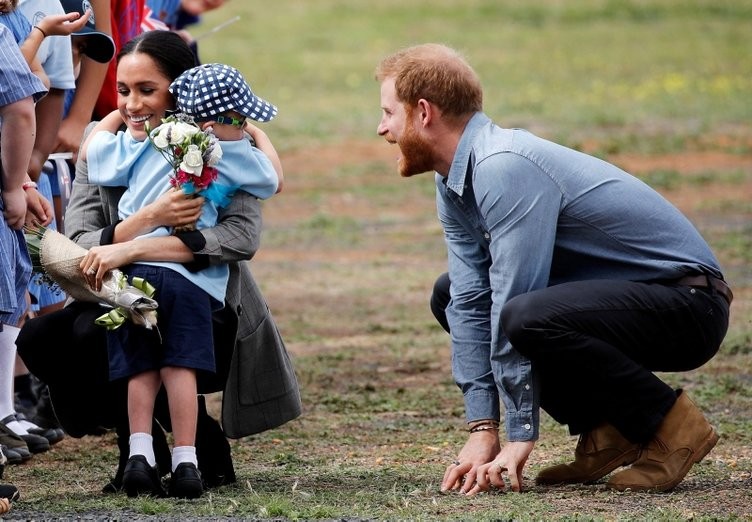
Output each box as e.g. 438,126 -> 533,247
170,63 -> 278,123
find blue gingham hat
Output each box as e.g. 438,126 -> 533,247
170,63 -> 278,123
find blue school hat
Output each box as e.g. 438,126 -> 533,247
170,63 -> 278,123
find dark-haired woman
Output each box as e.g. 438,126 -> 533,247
16,30 -> 301,498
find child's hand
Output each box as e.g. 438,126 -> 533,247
36,9 -> 92,37
142,188 -> 204,230
25,188 -> 52,227
2,188 -> 28,230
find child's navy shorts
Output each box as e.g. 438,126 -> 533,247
107,264 -> 217,380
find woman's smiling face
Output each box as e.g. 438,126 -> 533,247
116,53 -> 174,141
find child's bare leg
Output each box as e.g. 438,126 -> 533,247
127,370 -> 161,466
122,370 -> 166,497
161,366 -> 203,498
161,366 -> 198,448
128,370 -> 160,435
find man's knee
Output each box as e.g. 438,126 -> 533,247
430,272 -> 451,333
501,292 -> 544,347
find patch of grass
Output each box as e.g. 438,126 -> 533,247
199,0 -> 752,150
721,332 -> 752,356
713,225 -> 752,264
636,168 -> 748,190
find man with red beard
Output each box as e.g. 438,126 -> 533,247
375,43 -> 731,495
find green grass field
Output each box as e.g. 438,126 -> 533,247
7,1 -> 752,520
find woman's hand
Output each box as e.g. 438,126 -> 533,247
467,440 -> 535,495
80,243 -> 136,291
440,430 -> 501,495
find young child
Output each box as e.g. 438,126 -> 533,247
9,0 -> 110,449
170,62 -> 283,186
82,57 -> 281,499
0,23 -> 48,513
157,62 -> 282,237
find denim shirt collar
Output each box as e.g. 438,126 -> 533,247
445,112 -> 491,196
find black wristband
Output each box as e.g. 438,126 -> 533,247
100,223 -> 118,246
175,230 -> 210,272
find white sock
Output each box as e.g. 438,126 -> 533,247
4,418 -> 29,436
0,325 -> 20,421
17,417 -> 42,431
129,432 -> 156,467
171,445 -> 197,472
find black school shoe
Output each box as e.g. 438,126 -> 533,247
168,463 -> 204,499
122,455 -> 166,498
0,444 -> 25,466
0,424 -> 32,462
0,483 -> 19,502
103,420 -> 172,494
0,416 -> 49,454
195,395 -> 236,488
14,413 -> 64,445
0,483 -> 19,515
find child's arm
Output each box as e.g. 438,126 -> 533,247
56,1 -> 111,162
29,57 -> 49,89
20,11 -> 92,65
244,121 -> 284,193
0,97 -> 36,229
78,110 -> 125,161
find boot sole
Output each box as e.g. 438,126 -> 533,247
607,426 -> 720,492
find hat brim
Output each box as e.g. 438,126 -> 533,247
235,97 -> 278,123
72,31 -> 116,63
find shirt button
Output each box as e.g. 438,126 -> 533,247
483,232 -> 490,240
524,424 -> 531,430
525,384 -> 530,390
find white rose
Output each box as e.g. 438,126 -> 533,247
152,133 -> 169,149
172,121 -> 198,144
207,142 -> 223,166
149,123 -> 172,148
179,144 -> 204,175
168,125 -> 185,145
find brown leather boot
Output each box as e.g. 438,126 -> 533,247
536,423 -> 640,485
607,391 -> 719,492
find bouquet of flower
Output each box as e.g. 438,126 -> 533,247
24,227 -> 159,330
146,114 -> 223,232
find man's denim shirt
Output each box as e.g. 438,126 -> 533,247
436,112 -> 723,441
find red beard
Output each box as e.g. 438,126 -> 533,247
397,117 -> 435,178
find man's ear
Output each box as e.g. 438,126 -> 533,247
416,98 -> 434,127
